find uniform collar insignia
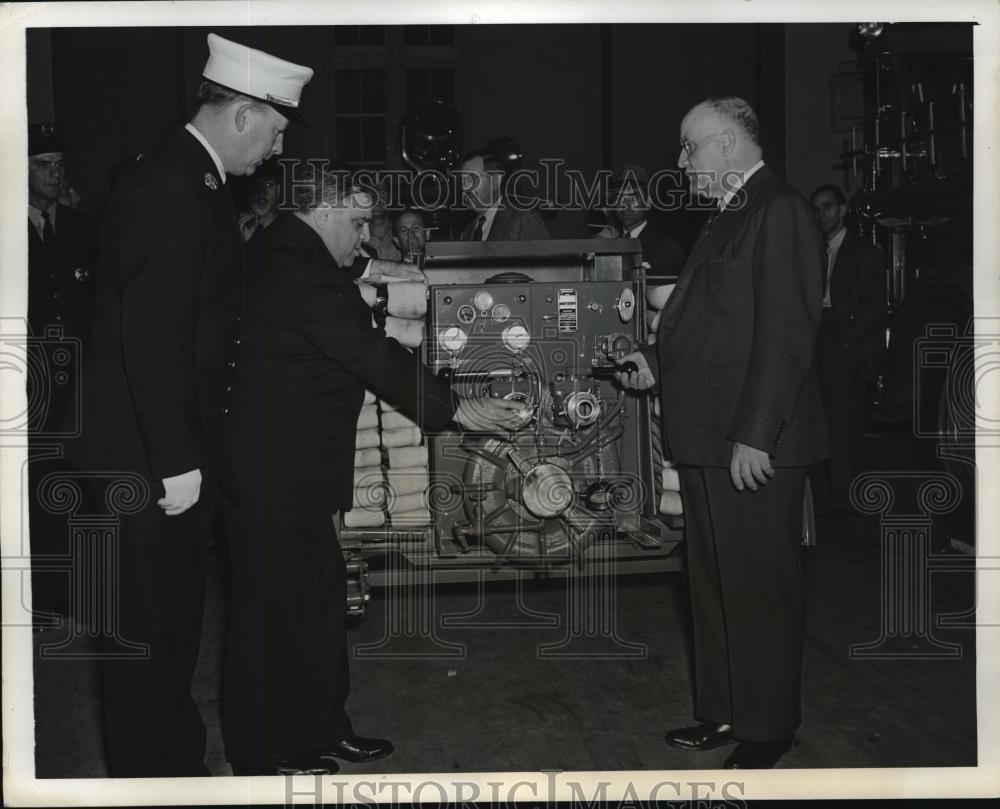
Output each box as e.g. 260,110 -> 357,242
204,172 -> 219,190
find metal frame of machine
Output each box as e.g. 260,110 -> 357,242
339,239 -> 683,591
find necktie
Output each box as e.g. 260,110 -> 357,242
704,209 -> 719,233
622,228 -> 630,239
472,215 -> 486,241
41,210 -> 54,243
822,242 -> 834,307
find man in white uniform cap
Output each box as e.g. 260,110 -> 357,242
81,34 -> 312,777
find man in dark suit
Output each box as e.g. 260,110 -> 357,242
81,34 -> 314,777
458,149 -> 549,240
27,122 -> 97,434
810,184 -> 886,515
222,167 -> 525,776
26,122 -> 98,619
617,97 -> 828,769
600,163 -> 686,282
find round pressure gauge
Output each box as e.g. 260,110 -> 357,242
502,324 -> 531,352
492,303 -> 511,322
457,304 -> 476,324
474,291 -> 495,312
438,326 -> 468,353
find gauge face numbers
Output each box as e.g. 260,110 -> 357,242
457,304 -> 476,324
491,303 -> 511,322
438,325 -> 468,353
502,324 -> 531,352
473,291 -> 495,312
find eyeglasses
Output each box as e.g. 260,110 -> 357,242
680,130 -> 726,157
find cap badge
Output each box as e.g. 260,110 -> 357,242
204,173 -> 219,190
74,267 -> 89,282
265,92 -> 298,107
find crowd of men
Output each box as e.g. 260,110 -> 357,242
25,32 -> 887,776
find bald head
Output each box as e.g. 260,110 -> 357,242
678,96 -> 763,200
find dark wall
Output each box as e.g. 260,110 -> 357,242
461,24 -> 604,238
784,23 -> 861,198
37,23 -> 800,242
42,27 -> 332,213
26,29 -> 54,123
48,28 -> 185,208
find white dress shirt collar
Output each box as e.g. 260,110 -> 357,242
623,219 -> 647,238
719,159 -> 765,211
28,203 -> 57,238
184,122 -> 227,184
827,226 -> 847,254
479,202 -> 502,240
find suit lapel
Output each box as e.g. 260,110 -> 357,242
831,231 -> 857,306
659,167 -> 773,331
488,205 -> 511,241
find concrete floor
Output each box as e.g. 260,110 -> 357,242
31,484 -> 977,777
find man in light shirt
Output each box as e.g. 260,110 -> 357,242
810,184 -> 886,517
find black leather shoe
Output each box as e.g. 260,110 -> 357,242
664,723 -> 735,751
723,739 -> 793,769
231,753 -> 340,776
321,735 -> 394,763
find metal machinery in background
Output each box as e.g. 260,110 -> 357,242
339,239 -> 683,589
841,22 -> 975,545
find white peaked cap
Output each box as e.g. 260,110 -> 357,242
202,33 -> 314,125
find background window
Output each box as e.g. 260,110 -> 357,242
332,69 -> 387,167
329,26 -> 462,170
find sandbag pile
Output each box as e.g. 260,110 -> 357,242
645,283 -> 683,517
343,390 -> 432,529
356,279 -> 427,349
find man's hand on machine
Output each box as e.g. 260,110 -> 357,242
454,397 -> 531,432
613,351 -> 656,391
365,259 -> 426,284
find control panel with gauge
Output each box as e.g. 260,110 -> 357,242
339,238 -> 682,582
428,282 -> 639,377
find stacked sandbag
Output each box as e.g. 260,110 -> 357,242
356,279 -> 428,349
379,403 -> 431,526
645,283 -> 683,517
344,391 -> 432,529
645,283 -> 675,346
658,460 -> 683,516
345,390 -> 387,528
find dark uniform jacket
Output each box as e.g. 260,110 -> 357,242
81,127 -> 244,487
643,165 -> 829,468
28,204 -> 98,339
228,213 -> 457,511
27,204 -> 98,433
